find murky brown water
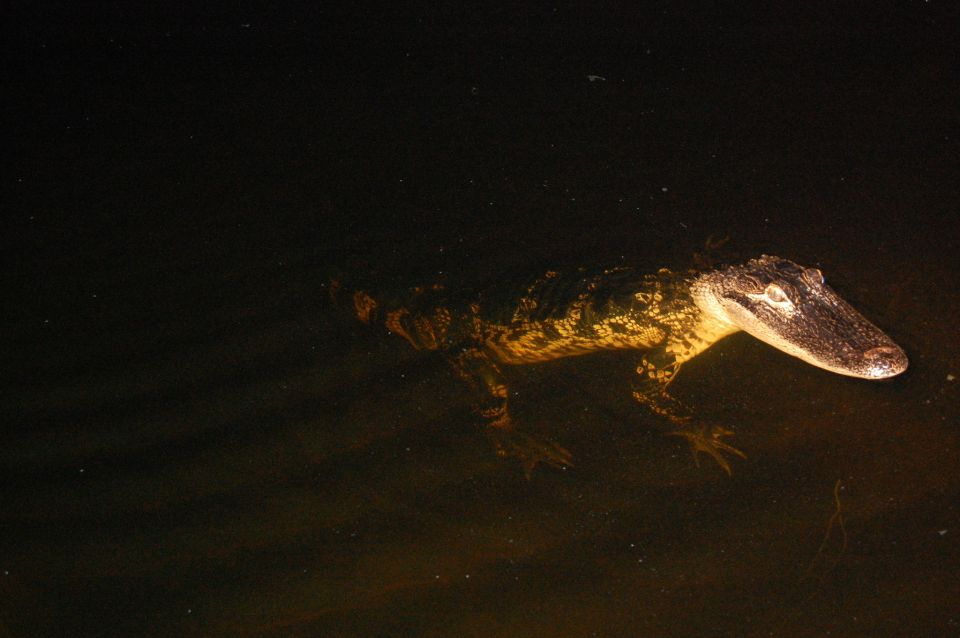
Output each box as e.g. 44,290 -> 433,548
3,5 -> 959,636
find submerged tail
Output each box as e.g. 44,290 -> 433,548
328,275 -> 450,351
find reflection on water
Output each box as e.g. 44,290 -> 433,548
4,7 -> 960,637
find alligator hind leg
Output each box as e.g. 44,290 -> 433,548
664,423 -> 746,475
448,347 -> 573,477
633,350 -> 746,475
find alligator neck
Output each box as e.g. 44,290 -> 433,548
658,276 -> 741,364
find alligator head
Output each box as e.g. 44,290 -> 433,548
690,255 -> 908,379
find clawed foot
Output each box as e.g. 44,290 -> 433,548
667,423 -> 746,475
487,426 -> 574,479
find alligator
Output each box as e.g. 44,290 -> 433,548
334,255 -> 908,475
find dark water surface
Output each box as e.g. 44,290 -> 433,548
4,4 -> 960,636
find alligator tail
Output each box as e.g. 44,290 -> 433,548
327,274 -> 377,322
328,276 -> 449,351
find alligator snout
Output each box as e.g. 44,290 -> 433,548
863,345 -> 909,378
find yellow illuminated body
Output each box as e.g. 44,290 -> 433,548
339,256 -> 906,475
345,265 -> 740,474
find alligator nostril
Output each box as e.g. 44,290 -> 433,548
865,346 -> 898,359
863,344 -> 908,378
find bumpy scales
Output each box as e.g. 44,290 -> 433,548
337,256 -> 907,475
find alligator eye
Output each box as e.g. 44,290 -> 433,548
803,268 -> 824,286
765,284 -> 790,304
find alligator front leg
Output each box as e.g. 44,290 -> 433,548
448,347 -> 573,477
633,349 -> 745,474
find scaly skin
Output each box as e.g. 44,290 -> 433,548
337,254 -> 907,475
341,264 -> 740,474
